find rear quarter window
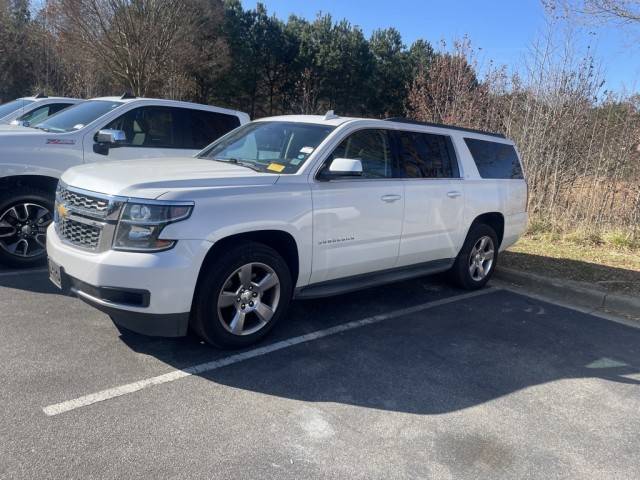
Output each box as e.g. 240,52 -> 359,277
464,138 -> 524,179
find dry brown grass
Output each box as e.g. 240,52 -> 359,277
501,231 -> 640,296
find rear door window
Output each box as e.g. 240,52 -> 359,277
464,138 -> 524,179
184,110 -> 241,149
395,131 -> 459,178
19,103 -> 74,124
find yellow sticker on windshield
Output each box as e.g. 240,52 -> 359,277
267,163 -> 285,172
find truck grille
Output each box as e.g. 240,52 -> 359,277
54,183 -> 125,252
57,188 -> 110,217
57,218 -> 102,250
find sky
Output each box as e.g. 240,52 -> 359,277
247,0 -> 639,94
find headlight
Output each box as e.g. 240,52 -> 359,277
113,201 -> 193,252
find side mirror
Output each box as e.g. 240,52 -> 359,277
95,129 -> 126,145
327,158 -> 363,177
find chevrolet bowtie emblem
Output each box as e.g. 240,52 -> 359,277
56,203 -> 68,219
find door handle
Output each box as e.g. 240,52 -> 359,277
446,191 -> 462,198
381,194 -> 402,203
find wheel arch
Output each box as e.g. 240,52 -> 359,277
196,229 -> 300,292
0,175 -> 59,197
467,212 -> 505,248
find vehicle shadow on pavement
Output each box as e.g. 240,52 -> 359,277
119,287 -> 640,415
0,271 -> 65,296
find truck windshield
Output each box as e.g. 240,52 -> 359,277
0,99 -> 34,118
35,100 -> 123,133
200,121 -> 335,174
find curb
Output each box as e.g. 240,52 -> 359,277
494,267 -> 640,320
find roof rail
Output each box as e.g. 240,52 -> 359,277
384,117 -> 506,139
33,92 -> 48,99
120,92 -> 136,99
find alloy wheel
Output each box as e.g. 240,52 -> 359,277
0,203 -> 52,258
468,235 -> 495,281
217,262 -> 281,336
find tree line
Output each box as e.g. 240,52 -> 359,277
0,0 -> 435,118
1,0 -> 639,238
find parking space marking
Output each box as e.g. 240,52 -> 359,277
0,268 -> 47,278
42,287 -> 496,416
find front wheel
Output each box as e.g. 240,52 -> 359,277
0,188 -> 54,268
191,242 -> 293,348
449,224 -> 498,290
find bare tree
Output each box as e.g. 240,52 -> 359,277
54,0 -> 200,96
407,31 -> 640,238
547,0 -> 640,25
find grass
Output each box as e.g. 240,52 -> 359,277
501,230 -> 640,297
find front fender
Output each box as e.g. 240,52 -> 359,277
160,183 -> 314,287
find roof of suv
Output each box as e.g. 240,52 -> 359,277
256,114 -> 357,127
256,114 -> 508,140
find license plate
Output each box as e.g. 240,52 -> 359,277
48,258 -> 62,289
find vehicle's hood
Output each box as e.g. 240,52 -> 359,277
0,126 -> 49,135
61,157 -> 279,198
0,124 -> 32,132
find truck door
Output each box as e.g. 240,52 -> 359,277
393,130 -> 465,266
83,106 -> 195,163
310,128 -> 404,284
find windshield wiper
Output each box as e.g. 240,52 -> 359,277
213,158 -> 263,173
32,125 -> 50,132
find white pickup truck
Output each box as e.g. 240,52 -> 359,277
0,94 -> 249,267
47,114 -> 528,348
0,94 -> 81,126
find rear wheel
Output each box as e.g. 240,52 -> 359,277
0,188 -> 54,268
192,242 -> 292,348
449,223 -> 498,290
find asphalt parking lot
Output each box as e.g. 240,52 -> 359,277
1,265 -> 639,479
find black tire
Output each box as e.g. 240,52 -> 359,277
0,187 -> 54,268
191,242 -> 293,349
449,223 -> 499,290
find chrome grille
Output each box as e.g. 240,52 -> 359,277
57,218 -> 101,250
57,188 -> 110,217
54,183 -> 125,252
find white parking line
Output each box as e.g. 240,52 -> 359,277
0,268 -> 47,278
42,288 -> 496,416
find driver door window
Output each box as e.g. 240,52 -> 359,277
104,107 -> 180,148
325,129 -> 394,178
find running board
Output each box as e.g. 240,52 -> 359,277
294,258 -> 454,299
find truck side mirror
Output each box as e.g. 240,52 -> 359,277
96,129 -> 127,144
327,158 -> 363,177
94,129 -> 127,155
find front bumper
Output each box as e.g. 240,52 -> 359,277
47,225 -> 212,337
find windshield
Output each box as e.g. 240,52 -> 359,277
35,100 -> 123,133
200,121 -> 335,174
0,99 -> 34,119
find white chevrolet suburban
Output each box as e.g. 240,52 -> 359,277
0,94 -> 81,126
47,114 -> 528,348
0,94 -> 249,267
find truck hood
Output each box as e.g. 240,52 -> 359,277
0,124 -> 35,132
61,157 -> 280,198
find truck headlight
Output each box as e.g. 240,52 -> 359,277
113,201 -> 193,252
